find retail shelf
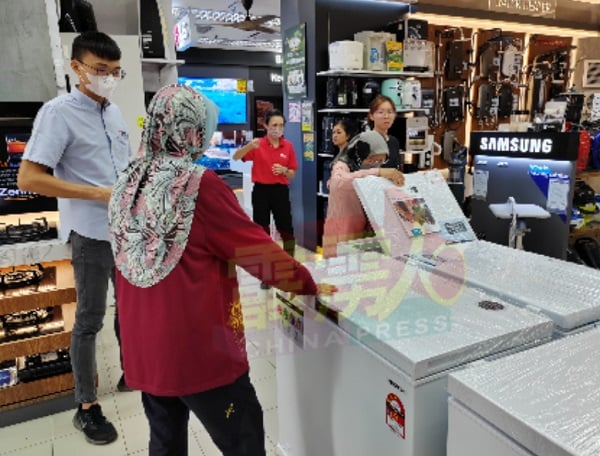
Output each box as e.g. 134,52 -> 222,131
141,58 -> 185,65
569,226 -> 600,237
0,372 -> 74,410
0,258 -> 76,412
0,329 -> 72,362
318,108 -> 427,114
317,69 -> 434,78
0,260 -> 76,315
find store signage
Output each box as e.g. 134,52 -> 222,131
488,0 -> 557,19
174,12 -> 194,52
270,72 -> 283,84
471,131 -> 579,161
479,137 -> 553,154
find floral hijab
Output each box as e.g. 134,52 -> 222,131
109,84 -> 218,287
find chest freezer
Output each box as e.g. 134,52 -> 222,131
275,252 -> 553,456
353,172 -> 600,335
447,327 -> 600,456
353,170 -> 477,250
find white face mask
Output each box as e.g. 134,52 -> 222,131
84,73 -> 119,100
267,127 -> 284,139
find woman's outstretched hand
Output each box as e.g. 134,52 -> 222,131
379,168 -> 405,186
316,282 -> 339,296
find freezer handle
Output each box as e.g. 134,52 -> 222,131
315,298 -> 340,325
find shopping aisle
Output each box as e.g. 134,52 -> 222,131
0,264 -> 296,456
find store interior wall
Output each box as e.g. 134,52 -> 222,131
89,0 -> 139,35
0,0 -> 59,103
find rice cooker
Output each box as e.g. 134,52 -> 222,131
328,41 -> 364,70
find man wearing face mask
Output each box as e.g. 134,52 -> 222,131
233,109 -> 297,289
17,31 -> 130,445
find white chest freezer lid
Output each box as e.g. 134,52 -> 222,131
433,240 -> 600,331
308,252 -> 553,380
353,171 -> 477,256
448,328 -> 600,456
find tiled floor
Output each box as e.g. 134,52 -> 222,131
0,259 -> 314,455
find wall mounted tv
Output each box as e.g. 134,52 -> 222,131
178,77 -> 248,125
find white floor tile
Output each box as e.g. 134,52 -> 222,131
113,390 -> 144,421
253,376 -> 278,412
249,357 -> 276,383
263,407 -> 279,446
119,413 -> 149,454
0,416 -> 53,453
52,431 -> 128,455
49,409 -> 78,440
1,442 -> 53,456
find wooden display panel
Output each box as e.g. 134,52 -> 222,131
0,259 -> 76,413
0,260 -> 75,315
0,373 -> 74,409
0,322 -> 72,361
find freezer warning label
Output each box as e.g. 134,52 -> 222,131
386,393 -> 406,439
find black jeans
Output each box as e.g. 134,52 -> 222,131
69,231 -> 118,404
251,183 -> 295,258
141,373 -> 265,456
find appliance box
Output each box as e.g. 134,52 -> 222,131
328,41 -> 364,70
354,31 -> 396,71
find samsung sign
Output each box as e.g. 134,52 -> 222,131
479,137 -> 553,154
471,131 -> 579,161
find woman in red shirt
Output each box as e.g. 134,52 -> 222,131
109,85 -> 337,456
233,110 -> 297,269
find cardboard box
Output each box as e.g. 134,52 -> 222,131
386,41 -> 404,72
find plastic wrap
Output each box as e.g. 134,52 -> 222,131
408,240 -> 600,332
353,170 -> 600,332
353,170 -> 476,259
448,327 -> 600,456
306,252 -> 553,380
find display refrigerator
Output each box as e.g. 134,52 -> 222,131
275,252 -> 553,456
352,172 -> 600,337
447,327 -> 600,456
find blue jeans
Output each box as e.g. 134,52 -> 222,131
69,231 -> 115,404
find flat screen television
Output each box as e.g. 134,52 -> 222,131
0,119 -> 57,216
177,77 -> 248,125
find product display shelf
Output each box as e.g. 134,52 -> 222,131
317,69 -> 435,78
318,107 -> 428,114
0,258 -> 76,414
568,225 -> 600,245
314,69 -> 435,247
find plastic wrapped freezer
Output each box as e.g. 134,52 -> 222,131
353,172 -> 600,333
275,252 -> 554,456
447,327 -> 600,456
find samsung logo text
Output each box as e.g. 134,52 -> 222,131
479,137 -> 553,154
